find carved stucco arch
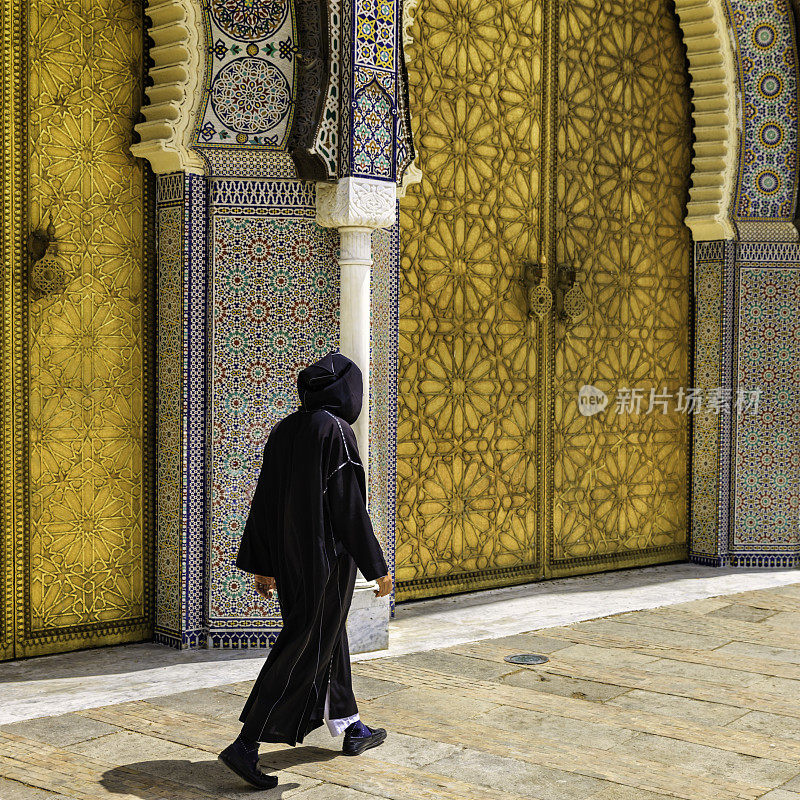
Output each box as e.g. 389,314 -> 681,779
131,0 -> 206,173
674,0 -> 738,241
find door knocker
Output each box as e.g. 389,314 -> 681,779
522,259 -> 552,319
29,213 -> 66,296
555,264 -> 587,322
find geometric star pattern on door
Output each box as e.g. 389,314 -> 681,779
397,0 -> 693,597
19,0 -> 151,654
552,0 -> 692,568
397,0 -> 544,598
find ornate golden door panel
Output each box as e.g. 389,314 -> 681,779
397,0 -> 692,599
550,0 -> 692,576
1,0 -> 154,658
396,0 -> 545,599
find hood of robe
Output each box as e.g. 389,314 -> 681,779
297,352 -> 363,424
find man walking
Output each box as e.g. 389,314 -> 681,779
219,352 -> 393,789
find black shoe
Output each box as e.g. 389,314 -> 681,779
342,724 -> 387,756
219,739 -> 278,789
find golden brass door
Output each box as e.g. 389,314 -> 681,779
549,0 -> 691,575
395,0 -> 545,599
397,0 -> 692,599
1,0 -> 154,658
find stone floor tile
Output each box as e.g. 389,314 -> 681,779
757,792 -> 800,800
588,784 -> 686,800
356,730 -> 463,768
764,611 -> 800,630
714,641 -> 800,665
350,674 -> 406,701
638,657 -> 765,687
746,676 -> 800,697
65,730 -> 196,765
605,689 -> 748,726
618,732 -> 799,787
706,604 -> 777,623
425,747 -> 606,800
727,710 -> 800,741
572,619 -> 733,650
474,705 -> 638,749
146,687 -> 248,721
499,669 -> 630,701
771,585 -> 800,599
384,650 -> 517,681
1,713 -> 119,747
362,686 -> 500,720
100,752 -> 319,799
215,681 -> 255,697
550,644 -> 661,670
780,775 -> 800,791
290,784 -> 391,800
467,633 -> 576,654
672,597 -> 732,615
0,777 -> 75,800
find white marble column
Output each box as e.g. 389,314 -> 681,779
317,177 -> 396,653
338,227 -> 373,489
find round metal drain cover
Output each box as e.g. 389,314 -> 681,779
503,653 -> 549,665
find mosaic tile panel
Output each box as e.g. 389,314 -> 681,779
691,242 -> 726,561
208,207 -> 340,641
691,240 -> 800,569
184,174 -> 211,642
339,0 -> 354,176
355,0 -> 395,71
369,226 -> 397,564
155,189 -> 184,635
154,173 -> 210,649
343,0 -> 398,179
733,260 -> 800,564
725,0 -> 799,230
353,81 -> 395,179
194,0 -> 297,151
371,222 -> 400,615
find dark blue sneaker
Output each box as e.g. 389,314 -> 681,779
219,737 -> 278,789
342,721 -> 387,756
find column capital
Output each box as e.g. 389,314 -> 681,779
316,178 -> 396,231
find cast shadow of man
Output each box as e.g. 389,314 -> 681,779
100,747 -> 339,798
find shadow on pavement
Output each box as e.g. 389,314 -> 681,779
258,744 -> 340,771
100,759 -> 306,798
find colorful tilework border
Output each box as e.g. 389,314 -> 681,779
690,239 -> 800,567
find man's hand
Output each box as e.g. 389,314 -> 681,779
374,574 -> 393,597
254,575 -> 276,600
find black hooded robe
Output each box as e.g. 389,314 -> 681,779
235,352 -> 389,746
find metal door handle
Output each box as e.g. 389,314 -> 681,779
522,259 -> 552,318
555,263 -> 586,322
29,213 -> 66,295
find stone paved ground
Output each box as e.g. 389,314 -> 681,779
2,582 -> 800,800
